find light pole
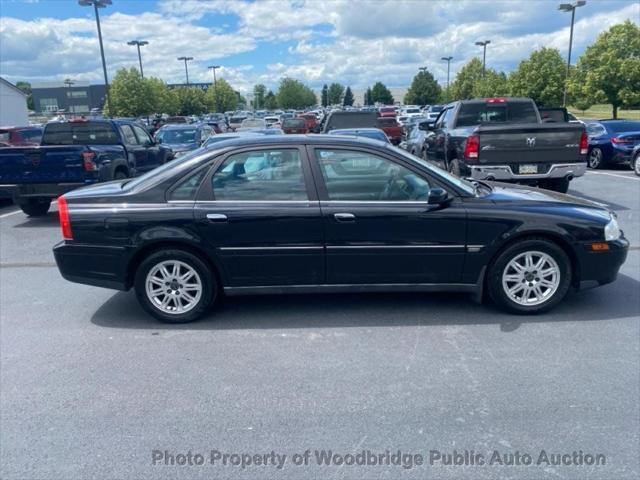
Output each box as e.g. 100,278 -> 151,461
78,0 -> 111,111
208,65 -> 220,112
475,40 -> 491,76
178,57 -> 193,85
559,1 -> 586,106
127,40 -> 148,77
64,78 -> 75,115
441,56 -> 453,99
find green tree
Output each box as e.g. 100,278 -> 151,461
508,47 -> 566,107
371,81 -> 394,104
450,58 -> 484,100
473,70 -> 509,98
364,87 -> 373,106
107,67 -> 153,117
276,78 -> 316,109
404,69 -> 442,105
206,78 -> 238,113
15,81 -> 34,110
343,86 -> 354,106
174,87 -> 207,116
327,82 -> 345,105
569,20 -> 640,118
264,90 -> 278,110
146,77 -> 179,115
321,84 -> 329,107
253,84 -> 266,109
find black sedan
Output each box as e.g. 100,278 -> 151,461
53,135 -> 628,323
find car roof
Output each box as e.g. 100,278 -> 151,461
330,128 -> 383,133
161,124 -> 201,130
203,134 -> 390,150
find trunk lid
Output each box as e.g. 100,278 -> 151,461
0,146 -> 89,184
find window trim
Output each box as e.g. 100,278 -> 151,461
196,145 -> 318,202
305,145 -> 453,202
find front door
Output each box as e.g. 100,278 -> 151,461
194,146 -> 324,287
308,146 -> 467,285
120,124 -> 148,175
132,124 -> 163,171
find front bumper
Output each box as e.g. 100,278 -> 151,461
576,237 -> 629,288
469,162 -> 587,181
53,241 -> 129,291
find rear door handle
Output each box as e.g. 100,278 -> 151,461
206,213 -> 228,222
334,212 -> 356,222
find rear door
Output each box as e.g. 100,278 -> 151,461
308,146 -> 467,285
194,145 -> 324,287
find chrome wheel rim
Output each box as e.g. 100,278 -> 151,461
502,251 -> 560,307
588,149 -> 601,168
145,260 -> 203,314
634,155 -> 640,175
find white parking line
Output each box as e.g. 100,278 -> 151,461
0,209 -> 21,219
588,171 -> 640,181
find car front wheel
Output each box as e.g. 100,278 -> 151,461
134,249 -> 217,323
633,152 -> 640,176
488,238 -> 572,314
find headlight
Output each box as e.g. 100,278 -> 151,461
604,215 -> 621,241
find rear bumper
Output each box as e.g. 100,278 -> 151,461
469,162 -> 587,181
576,237 -> 629,288
53,241 -> 129,291
0,183 -> 87,202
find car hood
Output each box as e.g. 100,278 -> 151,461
486,181 -> 609,211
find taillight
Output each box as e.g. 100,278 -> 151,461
579,131 -> 588,155
611,136 -> 631,144
486,97 -> 506,103
464,134 -> 480,160
58,196 -> 72,240
82,151 -> 97,171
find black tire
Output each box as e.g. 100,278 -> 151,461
448,158 -> 461,177
134,249 -> 217,323
19,198 -> 51,217
588,147 -> 603,169
114,169 -> 128,180
487,238 -> 572,314
633,152 -> 640,177
539,177 -> 570,193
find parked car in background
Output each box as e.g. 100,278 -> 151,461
53,135 -> 628,323
164,116 -> 189,124
378,106 -> 397,118
228,115 -> 248,131
203,132 -> 265,148
237,118 -> 267,132
423,97 -> 588,193
0,119 -> 172,216
329,128 -> 390,143
282,118 -> 308,134
585,120 -> 640,169
404,121 -> 430,159
0,126 -> 43,146
155,124 -> 212,158
299,113 -> 318,131
319,111 -> 379,133
377,117 -> 403,145
265,116 -> 281,128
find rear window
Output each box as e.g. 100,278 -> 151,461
456,102 -> 539,127
607,121 -> 640,133
283,119 -> 305,128
42,122 -> 119,145
379,107 -> 395,113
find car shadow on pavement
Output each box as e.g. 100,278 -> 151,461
91,273 -> 640,332
12,211 -> 59,227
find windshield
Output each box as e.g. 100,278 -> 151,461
156,128 -> 198,144
393,147 -> 476,195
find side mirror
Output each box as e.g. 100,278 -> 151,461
427,187 -> 449,205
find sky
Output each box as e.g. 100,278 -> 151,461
0,0 -> 638,100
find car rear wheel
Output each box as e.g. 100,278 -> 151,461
588,148 -> 603,169
134,249 -> 216,323
488,238 -> 572,314
633,152 -> 640,176
19,198 -> 51,217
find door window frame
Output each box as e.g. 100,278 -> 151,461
120,124 -> 140,146
305,145 -> 454,202
195,145 -> 319,202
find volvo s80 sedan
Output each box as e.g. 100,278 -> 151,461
53,135 -> 628,323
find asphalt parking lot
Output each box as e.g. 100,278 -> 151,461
1,169 -> 638,480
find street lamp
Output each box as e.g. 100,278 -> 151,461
475,40 -> 491,76
78,0 -> 111,111
64,78 -> 75,115
208,65 -> 220,112
441,56 -> 453,97
127,40 -> 149,78
178,56 -> 194,85
559,1 -> 586,106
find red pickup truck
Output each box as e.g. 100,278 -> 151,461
378,106 -> 397,118
0,126 -> 43,146
377,117 -> 403,145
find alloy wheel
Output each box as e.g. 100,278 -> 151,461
501,251 -> 560,307
145,260 -> 203,314
588,148 -> 602,169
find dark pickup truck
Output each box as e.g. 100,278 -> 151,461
422,97 -> 588,192
0,119 -> 172,216
318,111 -> 402,144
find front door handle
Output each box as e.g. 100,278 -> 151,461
334,212 -> 356,222
206,213 -> 228,222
